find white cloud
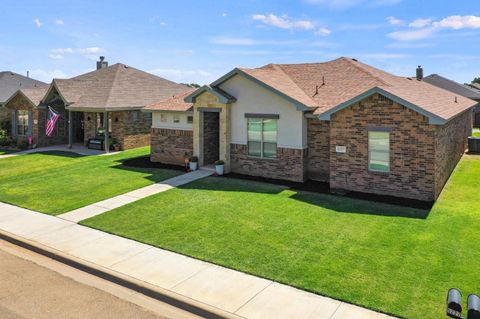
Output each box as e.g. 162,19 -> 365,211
55,19 -> 64,25
160,21 -> 167,26
29,69 -> 68,82
149,68 -> 212,84
48,47 -> 106,60
386,16 -> 404,26
409,18 -> 432,28
316,27 -> 332,36
432,15 -> 480,29
252,14 -> 315,31
222,13 -> 227,17
33,18 -> 42,28
387,27 -> 435,41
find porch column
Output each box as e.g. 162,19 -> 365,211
104,111 -> 109,153
68,110 -> 73,149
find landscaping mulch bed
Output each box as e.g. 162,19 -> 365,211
121,155 -> 188,172
223,172 -> 433,210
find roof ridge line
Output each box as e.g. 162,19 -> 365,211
103,64 -> 123,108
273,64 -> 318,102
344,58 -> 390,87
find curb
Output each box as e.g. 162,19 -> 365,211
0,230 -> 244,319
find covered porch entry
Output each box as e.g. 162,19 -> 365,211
68,109 -> 112,153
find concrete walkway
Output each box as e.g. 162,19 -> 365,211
58,169 -> 213,223
0,201 -> 395,319
0,143 -> 118,160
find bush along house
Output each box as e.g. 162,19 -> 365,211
144,57 -> 477,202
3,57 -> 188,151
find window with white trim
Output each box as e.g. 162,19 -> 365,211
247,118 -> 277,158
187,115 -> 193,124
17,110 -> 29,136
173,114 -> 180,123
368,131 -> 390,172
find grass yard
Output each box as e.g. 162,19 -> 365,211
0,147 -> 182,215
82,154 -> 480,319
473,128 -> 480,137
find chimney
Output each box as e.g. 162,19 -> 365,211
416,65 -> 423,81
96,56 -> 108,70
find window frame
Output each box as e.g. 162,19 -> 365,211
173,114 -> 180,124
187,115 -> 193,124
16,110 -> 29,136
247,117 -> 278,159
368,130 -> 390,173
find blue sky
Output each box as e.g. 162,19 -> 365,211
1,0 -> 479,85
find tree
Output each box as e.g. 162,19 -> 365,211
181,83 -> 201,88
472,77 -> 480,84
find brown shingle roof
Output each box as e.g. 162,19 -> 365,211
234,57 -> 477,122
144,88 -> 195,112
47,63 -> 189,110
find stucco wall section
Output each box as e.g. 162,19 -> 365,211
218,74 -> 306,149
152,112 -> 193,130
329,94 -> 436,201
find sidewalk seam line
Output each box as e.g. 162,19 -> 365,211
233,281 -> 273,314
329,301 -> 343,319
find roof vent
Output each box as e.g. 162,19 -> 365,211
352,58 -> 358,62
96,56 -> 108,70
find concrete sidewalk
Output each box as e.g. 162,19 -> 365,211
58,169 -> 213,223
0,201 -> 395,319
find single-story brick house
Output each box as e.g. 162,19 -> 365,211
4,57 -> 188,151
144,57 -> 477,202
421,72 -> 480,127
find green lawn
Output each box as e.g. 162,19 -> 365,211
0,148 -> 183,215
82,155 -> 480,319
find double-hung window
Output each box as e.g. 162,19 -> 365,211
247,118 -> 277,158
368,131 -> 390,172
17,110 -> 29,136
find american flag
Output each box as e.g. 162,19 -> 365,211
46,107 -> 60,137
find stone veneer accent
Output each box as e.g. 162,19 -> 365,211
230,144 -> 306,182
150,128 -> 193,165
434,109 -> 472,199
307,119 -> 330,182
5,94 -> 68,147
192,91 -> 231,171
83,110 -> 151,150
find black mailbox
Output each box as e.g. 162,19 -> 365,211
468,294 -> 480,319
447,288 -> 463,319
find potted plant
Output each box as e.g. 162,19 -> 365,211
189,156 -> 198,171
110,138 -> 121,152
214,160 -> 225,175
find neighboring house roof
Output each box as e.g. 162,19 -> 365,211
42,63 -> 189,111
470,83 -> 480,90
423,74 -> 480,101
4,86 -> 50,108
199,57 -> 476,124
0,71 -> 47,104
144,88 -> 196,112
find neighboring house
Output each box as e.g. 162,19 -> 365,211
422,72 -> 480,127
468,83 -> 480,90
145,57 -> 476,202
4,57 -> 188,150
0,71 -> 46,135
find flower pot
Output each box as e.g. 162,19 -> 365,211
215,164 -> 224,175
189,161 -> 198,171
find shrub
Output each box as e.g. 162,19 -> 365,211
189,156 -> 198,162
18,140 -> 29,150
214,160 -> 224,165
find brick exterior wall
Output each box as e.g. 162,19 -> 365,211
83,110 -> 151,150
307,119 -> 330,182
202,112 -> 220,165
5,95 -> 68,147
150,128 -> 193,165
230,144 -> 307,182
329,94 -> 437,201
434,109 -> 472,199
